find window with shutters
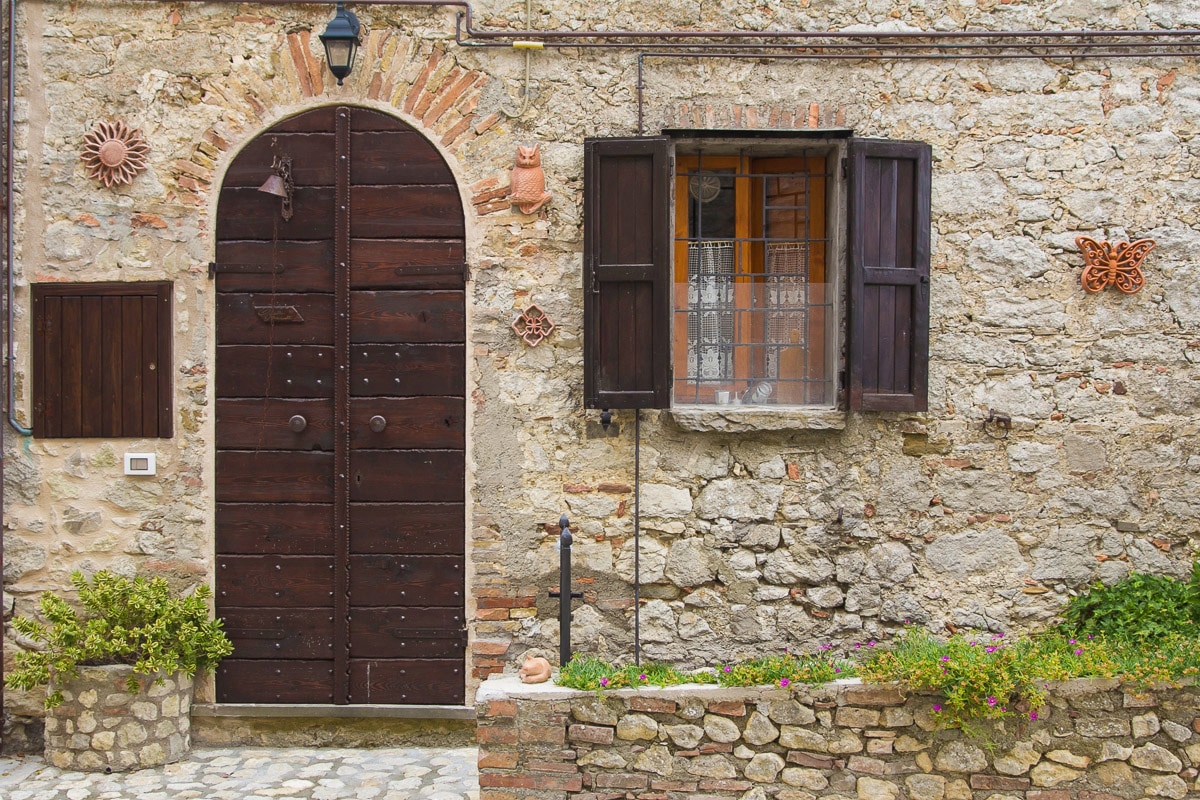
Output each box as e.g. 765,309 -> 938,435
584,135 -> 930,416
32,282 -> 173,438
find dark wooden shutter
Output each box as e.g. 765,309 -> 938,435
848,139 -> 931,412
32,282 -> 172,438
583,137 -> 671,409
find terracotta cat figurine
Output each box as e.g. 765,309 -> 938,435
509,144 -> 553,215
517,654 -> 552,684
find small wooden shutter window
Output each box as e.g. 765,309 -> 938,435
848,139 -> 931,412
32,282 -> 173,438
583,137 -> 672,409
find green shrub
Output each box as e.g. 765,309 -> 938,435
5,570 -> 234,708
1062,561 -> 1200,641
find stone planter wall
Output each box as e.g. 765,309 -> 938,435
475,676 -> 1200,800
45,665 -> 193,772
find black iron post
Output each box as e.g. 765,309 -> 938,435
558,514 -> 572,666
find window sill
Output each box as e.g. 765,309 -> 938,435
668,405 -> 846,433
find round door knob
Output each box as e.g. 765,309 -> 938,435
369,415 -> 387,433
289,415 -> 307,432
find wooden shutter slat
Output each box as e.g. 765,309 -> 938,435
102,295 -> 123,436
849,139 -> 931,412
43,295 -> 63,438
61,296 -> 82,437
583,137 -> 671,409
122,296 -> 143,435
141,295 -> 159,436
157,285 -> 173,437
81,296 -> 103,436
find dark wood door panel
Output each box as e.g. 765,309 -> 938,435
348,397 -> 463,449
350,291 -> 464,344
219,607 -> 335,659
351,109 -> 412,132
217,345 -> 334,398
216,660 -> 334,703
214,240 -> 334,292
216,293 -> 334,345
215,106 -> 467,707
217,555 -> 334,606
350,450 -> 464,502
274,106 -> 337,132
216,451 -> 334,503
217,398 -> 335,451
350,344 -> 464,397
219,186 -> 335,240
350,239 -> 466,290
216,502 -> 334,555
350,608 -> 465,658
350,503 -> 464,555
347,659 -> 464,704
350,185 -> 464,238
223,133 -> 337,188
349,554 -> 463,605
350,131 -> 456,185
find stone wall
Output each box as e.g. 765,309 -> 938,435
44,666 -> 192,772
475,676 -> 1200,800
3,0 -> 1200,735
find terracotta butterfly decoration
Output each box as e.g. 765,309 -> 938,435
1076,236 -> 1156,294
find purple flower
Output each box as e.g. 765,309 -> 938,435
780,678 -> 791,688
868,641 -> 876,647
600,677 -> 609,687
941,656 -> 950,662
834,668 -> 841,674
987,696 -> 998,707
723,665 -> 732,673
854,642 -> 862,649
1074,648 -> 1083,656
1087,634 -> 1094,640
932,704 -> 942,712
986,646 -> 997,653
1029,711 -> 1039,721
969,641 -> 977,646
639,673 -> 648,681
1069,639 -> 1077,645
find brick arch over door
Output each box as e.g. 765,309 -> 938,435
213,105 -> 467,705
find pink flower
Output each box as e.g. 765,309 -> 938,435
780,678 -> 791,688
868,641 -> 876,647
987,696 -> 998,707
941,656 -> 950,662
834,668 -> 841,674
932,704 -> 942,712
1069,639 -> 1077,645
639,673 -> 648,681
986,646 -> 997,653
599,677 -> 609,687
1074,648 -> 1083,656
1029,711 -> 1039,721
969,641 -> 977,646
723,665 -> 732,673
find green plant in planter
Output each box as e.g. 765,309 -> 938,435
5,570 -> 234,708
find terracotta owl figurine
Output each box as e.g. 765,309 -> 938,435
509,144 -> 553,215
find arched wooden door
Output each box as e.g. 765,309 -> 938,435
213,106 -> 466,705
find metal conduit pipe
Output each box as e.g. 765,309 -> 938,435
5,0 -> 29,435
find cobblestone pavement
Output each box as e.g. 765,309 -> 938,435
0,746 -> 479,800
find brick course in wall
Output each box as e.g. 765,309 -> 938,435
476,677 -> 1200,800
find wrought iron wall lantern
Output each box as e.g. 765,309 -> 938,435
257,153 -> 294,221
320,1 -> 362,85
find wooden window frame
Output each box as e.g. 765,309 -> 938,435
32,281 -> 173,438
